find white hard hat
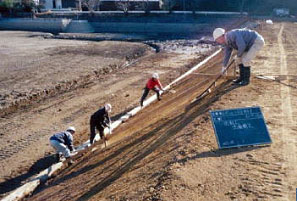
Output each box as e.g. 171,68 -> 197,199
213,28 -> 225,41
67,126 -> 76,132
152,73 -> 159,79
105,103 -> 112,112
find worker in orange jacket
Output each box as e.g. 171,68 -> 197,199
140,73 -> 165,107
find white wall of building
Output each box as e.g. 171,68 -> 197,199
56,0 -> 62,9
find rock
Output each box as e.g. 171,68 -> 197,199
149,187 -> 154,193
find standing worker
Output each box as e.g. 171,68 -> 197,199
213,28 -> 265,86
49,126 -> 76,164
140,73 -> 165,107
90,103 -> 112,146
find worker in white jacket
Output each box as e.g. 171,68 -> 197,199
213,28 -> 265,86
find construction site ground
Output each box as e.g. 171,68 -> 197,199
1,20 -> 297,201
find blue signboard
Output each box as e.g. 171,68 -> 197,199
210,106 -> 272,149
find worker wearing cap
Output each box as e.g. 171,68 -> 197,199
90,103 -> 112,145
49,126 -> 76,163
140,73 -> 165,107
213,28 -> 265,86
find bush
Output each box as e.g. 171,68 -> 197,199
0,0 -> 37,14
0,0 -> 14,13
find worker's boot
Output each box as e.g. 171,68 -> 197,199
90,131 -> 96,145
157,95 -> 162,101
239,66 -> 251,86
233,64 -> 245,84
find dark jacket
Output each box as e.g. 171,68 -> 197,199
50,131 -> 74,151
223,29 -> 261,66
90,107 -> 110,127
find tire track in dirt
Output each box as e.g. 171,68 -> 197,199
233,155 -> 284,199
0,133 -> 44,161
277,22 -> 297,201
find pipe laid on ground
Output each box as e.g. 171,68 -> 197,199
1,49 -> 221,201
1,163 -> 63,201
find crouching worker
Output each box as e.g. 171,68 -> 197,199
213,28 -> 265,86
140,73 -> 165,107
49,126 -> 76,164
90,103 -> 112,146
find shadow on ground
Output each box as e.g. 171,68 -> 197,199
0,154 -> 56,196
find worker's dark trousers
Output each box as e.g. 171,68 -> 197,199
140,87 -> 160,106
90,119 -> 104,144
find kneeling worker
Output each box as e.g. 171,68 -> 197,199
140,73 -> 165,107
213,27 -> 265,86
49,126 -> 76,164
90,103 -> 112,146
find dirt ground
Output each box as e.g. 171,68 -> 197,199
0,29 -> 215,197
1,20 -> 297,201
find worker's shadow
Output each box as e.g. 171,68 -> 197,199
0,154 -> 56,195
35,81 -> 241,200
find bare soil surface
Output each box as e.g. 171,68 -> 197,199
0,30 -> 215,197
1,20 -> 297,201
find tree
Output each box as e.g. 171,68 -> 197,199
0,0 -> 37,15
21,0 -> 36,12
0,0 -> 14,13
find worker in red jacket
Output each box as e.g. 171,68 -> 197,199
140,73 -> 165,107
